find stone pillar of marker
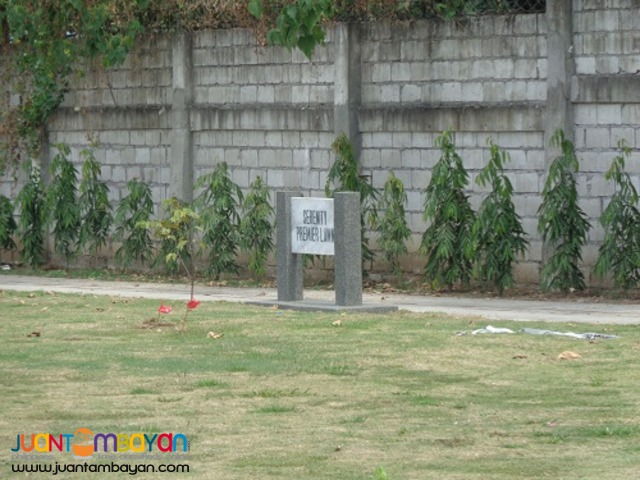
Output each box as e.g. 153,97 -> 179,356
276,191 -> 303,302
334,192 -> 362,306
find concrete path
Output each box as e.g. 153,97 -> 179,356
1,274 -> 639,325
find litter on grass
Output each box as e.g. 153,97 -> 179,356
459,325 -> 620,340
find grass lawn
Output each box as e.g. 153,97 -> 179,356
2,290 -> 640,479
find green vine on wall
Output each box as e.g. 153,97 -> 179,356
0,1 -> 542,173
0,0 -> 146,172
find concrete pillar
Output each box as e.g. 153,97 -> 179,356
169,32 -> 193,202
276,191 -> 304,301
334,192 -> 362,306
545,0 -> 575,151
333,23 -> 362,162
543,0 -> 575,265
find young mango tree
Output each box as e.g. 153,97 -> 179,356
375,172 -> 411,279
47,143 -> 81,268
239,176 -> 274,279
420,131 -> 475,289
16,162 -> 48,268
194,162 -> 243,279
537,129 -> 590,292
594,140 -> 640,289
468,140 -> 528,293
113,178 -> 155,271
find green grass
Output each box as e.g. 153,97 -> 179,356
2,290 -> 640,479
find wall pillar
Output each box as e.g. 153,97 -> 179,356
333,23 -> 362,161
543,0 -> 575,263
169,32 -> 193,202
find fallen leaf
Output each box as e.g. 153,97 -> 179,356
558,351 -> 582,360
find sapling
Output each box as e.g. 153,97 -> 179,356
326,133 -> 379,270
594,140 -> 640,289
468,139 -> 528,293
420,130 -> 475,289
240,176 -> 274,278
114,178 -> 154,271
78,147 -> 112,262
16,162 -> 48,268
376,172 -> 411,279
537,129 -> 590,292
194,162 -> 243,279
47,143 -> 81,268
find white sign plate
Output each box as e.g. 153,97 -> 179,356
291,197 -> 334,255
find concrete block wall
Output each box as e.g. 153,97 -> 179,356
191,29 -> 335,197
572,0 -> 640,283
361,15 -> 547,105
3,0 -> 639,285
48,37 -> 173,207
573,0 -> 640,75
359,15 -> 548,278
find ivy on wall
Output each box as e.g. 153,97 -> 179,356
0,0 -> 544,173
0,0 -> 146,172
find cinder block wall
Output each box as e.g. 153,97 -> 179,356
3,0 -> 639,285
358,16 -> 548,281
190,29 -> 335,196
571,0 -> 640,278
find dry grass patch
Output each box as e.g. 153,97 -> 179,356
1,291 -> 640,479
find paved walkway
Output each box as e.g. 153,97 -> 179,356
1,274 -> 639,325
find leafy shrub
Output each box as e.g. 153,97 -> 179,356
594,140 -> 640,289
375,172 -> 411,278
420,130 -> 475,289
47,143 -> 81,267
468,140 -> 528,293
240,176 -> 274,278
195,162 -> 243,279
114,178 -> 155,271
16,162 -> 48,267
537,129 -> 590,292
326,134 -> 379,270
78,147 -> 113,259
